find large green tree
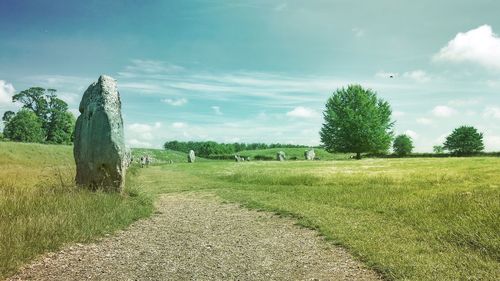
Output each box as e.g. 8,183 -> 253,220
443,126 -> 484,155
393,134 -> 413,156
3,109 -> 45,143
8,87 -> 75,144
320,85 -> 394,159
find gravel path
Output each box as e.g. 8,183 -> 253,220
9,193 -> 381,281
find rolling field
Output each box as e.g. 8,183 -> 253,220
135,158 -> 500,280
1,142 -> 499,280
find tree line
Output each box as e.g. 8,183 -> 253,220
1,87 -> 75,144
164,140 -> 308,157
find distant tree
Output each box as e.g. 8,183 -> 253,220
393,134 -> 413,156
443,126 -> 484,155
46,111 -> 75,144
320,84 -> 394,159
433,145 -> 445,154
9,87 -> 73,144
3,109 -> 45,143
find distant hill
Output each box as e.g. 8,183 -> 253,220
0,141 -> 73,168
131,148 -> 207,164
210,147 -> 352,161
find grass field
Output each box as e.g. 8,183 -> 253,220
0,142 -> 154,278
2,142 -> 499,280
134,158 -> 500,281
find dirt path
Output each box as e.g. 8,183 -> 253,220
9,193 -> 381,281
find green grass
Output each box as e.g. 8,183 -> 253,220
131,148 -> 208,163
236,147 -> 350,160
2,142 -> 499,280
134,158 -> 500,280
0,142 -> 154,278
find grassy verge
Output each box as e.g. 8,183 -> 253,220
135,158 -> 500,280
0,142 -> 154,278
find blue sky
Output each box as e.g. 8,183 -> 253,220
1,0 -> 500,151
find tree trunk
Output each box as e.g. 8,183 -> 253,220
356,152 -> 361,159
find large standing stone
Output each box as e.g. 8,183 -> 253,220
276,151 -> 286,161
304,149 -> 316,160
188,150 -> 196,163
74,75 -> 127,192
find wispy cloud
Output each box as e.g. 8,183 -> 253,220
403,70 -> 430,82
432,105 -> 457,117
162,98 -> 188,106
286,106 -> 318,118
211,106 -> 223,115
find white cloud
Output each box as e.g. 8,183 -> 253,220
162,98 -> 188,106
126,122 -> 162,145
484,135 -> 500,151
212,106 -> 223,115
483,106 -> 500,119
432,105 -> 457,117
172,122 -> 187,128
0,80 -> 15,106
127,139 -> 153,148
352,27 -> 365,38
403,70 -> 430,82
375,71 -> 398,79
416,117 -> 432,125
404,129 -> 419,140
286,106 -> 317,118
434,25 -> 500,70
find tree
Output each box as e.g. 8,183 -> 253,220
10,87 -> 73,144
393,134 -> 413,156
46,111 -> 75,144
433,145 -> 445,154
2,111 -> 15,122
3,109 -> 45,143
320,84 -> 394,159
443,126 -> 484,155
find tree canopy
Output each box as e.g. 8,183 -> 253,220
2,87 -> 75,144
443,126 -> 484,155
320,85 -> 394,159
3,109 -> 45,143
393,134 -> 413,156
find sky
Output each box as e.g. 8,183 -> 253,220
1,0 -> 500,152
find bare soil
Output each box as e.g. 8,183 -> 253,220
8,193 -> 381,281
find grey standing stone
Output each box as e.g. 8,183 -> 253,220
73,75 -> 126,192
276,151 -> 286,161
188,150 -> 196,163
304,149 -> 316,160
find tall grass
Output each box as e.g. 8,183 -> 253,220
0,142 -> 153,278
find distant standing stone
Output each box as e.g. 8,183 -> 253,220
188,150 -> 196,163
304,149 -> 316,160
73,75 -> 127,192
276,151 -> 286,161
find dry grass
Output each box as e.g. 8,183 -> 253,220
0,142 -> 153,278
